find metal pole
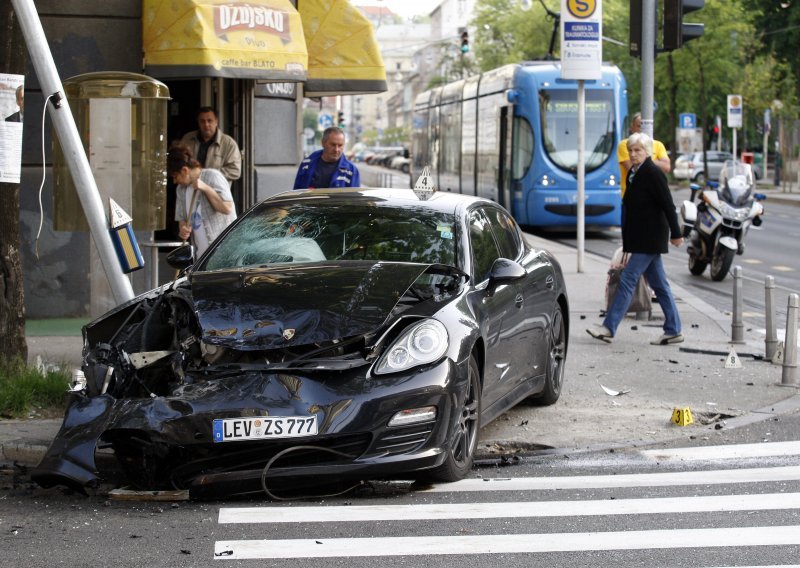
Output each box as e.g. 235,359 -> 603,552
765,275 -> 778,360
577,80 -> 585,273
731,265 -> 744,344
640,0 -> 656,138
11,0 -> 134,304
781,293 -> 799,386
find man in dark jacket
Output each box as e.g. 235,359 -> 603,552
180,107 -> 241,185
294,127 -> 360,189
587,132 -> 685,345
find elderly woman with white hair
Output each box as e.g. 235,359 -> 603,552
587,132 -> 685,345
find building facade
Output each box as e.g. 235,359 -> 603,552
14,0 -> 385,318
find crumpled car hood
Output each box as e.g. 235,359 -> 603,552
191,262 -> 429,350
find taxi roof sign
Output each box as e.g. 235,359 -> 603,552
109,198 -> 133,228
413,166 -> 436,200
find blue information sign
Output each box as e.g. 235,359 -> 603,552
679,113 -> 696,129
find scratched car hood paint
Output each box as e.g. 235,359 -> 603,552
190,262 -> 429,350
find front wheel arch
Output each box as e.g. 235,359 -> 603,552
529,300 -> 567,406
420,353 -> 481,483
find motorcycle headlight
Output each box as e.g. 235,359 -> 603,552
718,202 -> 749,221
373,319 -> 449,375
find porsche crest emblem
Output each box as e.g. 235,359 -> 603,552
282,328 -> 296,341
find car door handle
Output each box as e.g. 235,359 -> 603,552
515,293 -> 523,308
545,275 -> 555,289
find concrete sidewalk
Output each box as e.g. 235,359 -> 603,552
3,224 -> 800,471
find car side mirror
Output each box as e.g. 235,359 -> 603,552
488,258 -> 526,288
166,244 -> 195,271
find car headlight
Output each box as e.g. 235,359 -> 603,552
373,319 -> 449,375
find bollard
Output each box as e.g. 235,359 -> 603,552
781,293 -> 799,386
765,276 -> 779,360
731,266 -> 744,344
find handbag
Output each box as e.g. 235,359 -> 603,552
605,252 -> 652,314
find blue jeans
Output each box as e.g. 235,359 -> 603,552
603,253 -> 681,336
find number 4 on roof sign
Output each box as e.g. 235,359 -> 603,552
414,166 -> 436,199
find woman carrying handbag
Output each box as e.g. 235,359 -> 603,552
587,132 -> 684,346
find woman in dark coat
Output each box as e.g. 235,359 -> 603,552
587,132 -> 685,345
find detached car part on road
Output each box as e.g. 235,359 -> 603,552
33,185 -> 569,499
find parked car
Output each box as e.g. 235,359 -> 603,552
674,151 -> 762,183
33,183 -> 569,499
390,155 -> 411,173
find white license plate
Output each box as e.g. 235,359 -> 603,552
212,416 -> 318,443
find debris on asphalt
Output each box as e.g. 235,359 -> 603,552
599,383 -> 630,396
109,488 -> 189,501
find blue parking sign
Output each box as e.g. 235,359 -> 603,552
679,113 -> 696,129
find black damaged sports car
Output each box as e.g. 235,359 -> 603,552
33,186 -> 568,498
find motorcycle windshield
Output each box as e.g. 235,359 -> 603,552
719,161 -> 754,206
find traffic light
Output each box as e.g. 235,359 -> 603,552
629,0 -> 657,58
337,111 -> 345,128
460,29 -> 469,54
629,0 -> 642,57
663,0 -> 705,52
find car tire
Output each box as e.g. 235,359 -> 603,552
529,303 -> 566,406
423,354 -> 481,482
692,172 -> 706,185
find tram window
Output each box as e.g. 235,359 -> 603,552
512,116 -> 534,180
539,89 -> 615,173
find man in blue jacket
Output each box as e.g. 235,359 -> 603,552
294,126 -> 360,189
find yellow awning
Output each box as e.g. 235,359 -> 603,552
299,0 -> 387,96
143,0 -> 308,81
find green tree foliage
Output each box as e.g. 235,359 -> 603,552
472,0 -> 558,69
742,0 -> 800,99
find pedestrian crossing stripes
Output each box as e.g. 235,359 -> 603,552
417,465 -> 800,492
219,492 -> 800,524
212,442 -> 800,561
641,440 -> 800,461
214,527 -> 800,559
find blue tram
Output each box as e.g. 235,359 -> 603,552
411,61 -> 628,228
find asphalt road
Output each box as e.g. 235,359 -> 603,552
4,421 -> 800,566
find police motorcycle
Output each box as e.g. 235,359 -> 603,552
679,160 -> 765,281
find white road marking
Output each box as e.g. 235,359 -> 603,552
641,440 -> 800,461
742,258 -> 763,264
416,465 -> 800,492
771,265 -> 795,272
213,526 -> 800,559
218,492 -> 800,524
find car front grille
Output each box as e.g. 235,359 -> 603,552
120,431 -> 375,488
372,421 -> 436,456
207,432 -> 373,468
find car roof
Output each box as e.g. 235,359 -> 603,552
261,187 -> 499,215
